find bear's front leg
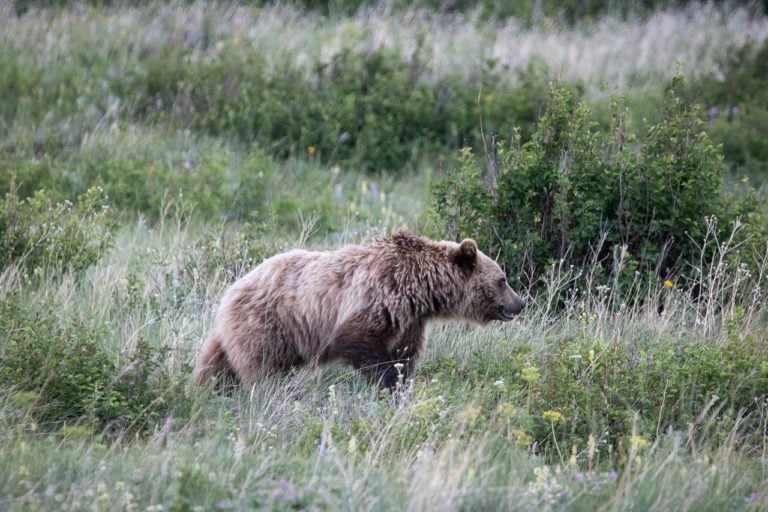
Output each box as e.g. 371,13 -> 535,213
390,320 -> 426,382
326,316 -> 400,389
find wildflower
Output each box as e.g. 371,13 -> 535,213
307,146 -> 317,155
521,366 -> 540,383
731,105 -> 740,115
749,491 -> 758,502
663,279 -> 673,288
458,404 -> 482,425
608,470 -> 618,481
574,471 -> 585,480
496,402 -> 515,417
630,435 -> 650,450
493,379 -> 505,389
511,429 -> 533,447
543,410 -> 565,423
708,106 -> 719,117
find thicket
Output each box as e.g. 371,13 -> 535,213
0,295 -> 189,438
0,37 -> 551,176
0,186 -> 117,273
430,82 -> 767,289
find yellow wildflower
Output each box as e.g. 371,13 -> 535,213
543,410 -> 565,423
458,404 -> 482,426
631,435 -> 650,450
496,402 -> 516,418
521,367 -> 540,383
663,279 -> 673,288
511,429 -> 533,447
307,145 -> 317,155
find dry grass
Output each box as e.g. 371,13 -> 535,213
2,1 -> 767,97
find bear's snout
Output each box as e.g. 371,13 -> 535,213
498,294 -> 526,321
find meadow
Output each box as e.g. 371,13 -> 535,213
2,1 -> 768,510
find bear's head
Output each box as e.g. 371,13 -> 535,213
452,238 -> 526,324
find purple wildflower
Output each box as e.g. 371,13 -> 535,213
608,470 -> 618,481
731,105 -> 740,114
749,491 -> 758,502
574,471 -> 585,480
369,181 -> 379,198
709,107 -> 719,117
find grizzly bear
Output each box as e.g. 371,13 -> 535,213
193,231 -> 525,389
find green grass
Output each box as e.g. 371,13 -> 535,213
2,213 -> 767,510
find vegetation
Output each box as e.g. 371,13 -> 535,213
430,82 -> 766,289
1,1 -> 767,511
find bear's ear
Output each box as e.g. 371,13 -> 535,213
454,238 -> 478,269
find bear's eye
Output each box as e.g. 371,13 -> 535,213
497,277 -> 507,288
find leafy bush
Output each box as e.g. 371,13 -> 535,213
0,186 -> 117,273
2,29 -> 552,174
421,331 -> 768,460
0,295 -> 187,437
184,47 -> 552,172
429,82 -> 765,288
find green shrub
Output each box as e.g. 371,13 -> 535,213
185,47 -> 552,172
429,82 -> 765,289
75,142 -> 233,219
0,295 -> 187,437
421,332 -> 768,460
2,29 -> 552,174
0,186 -> 117,273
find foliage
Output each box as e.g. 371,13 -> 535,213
1,31 -> 552,175
420,331 -> 768,457
430,82 -> 766,287
683,40 -> 768,181
0,186 -> 117,273
0,295 -> 188,437
1,3 -> 767,510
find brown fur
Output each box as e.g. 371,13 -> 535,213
192,231 -> 525,389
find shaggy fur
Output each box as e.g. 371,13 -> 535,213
193,231 -> 525,389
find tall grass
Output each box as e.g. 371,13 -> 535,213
1,211 -> 767,510
1,2 -> 767,510
3,1 -> 766,96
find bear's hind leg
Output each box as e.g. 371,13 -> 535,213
193,334 -> 239,387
